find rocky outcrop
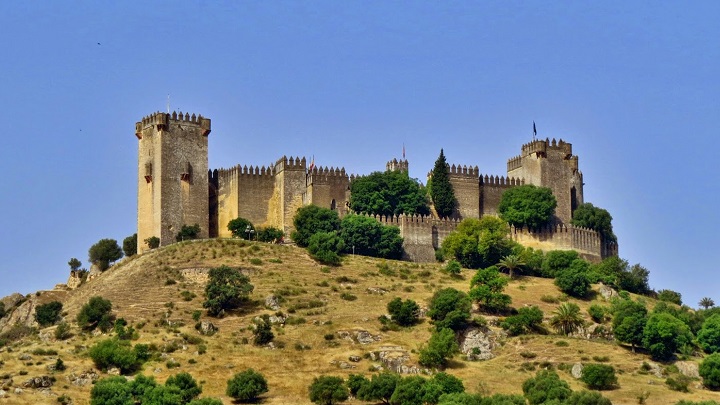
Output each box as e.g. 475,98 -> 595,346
86,263 -> 104,281
197,321 -> 217,336
22,376 -> 53,389
66,270 -> 86,290
337,329 -> 382,344
675,361 -> 699,378
598,283 -> 618,300
571,363 -> 583,378
67,370 -> 100,386
459,327 -> 503,360
572,324 -> 614,341
369,346 -> 424,374
265,295 -> 281,310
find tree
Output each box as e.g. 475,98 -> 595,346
122,233 -> 137,257
581,364 -> 617,390
226,369 -> 268,402
349,170 -> 430,217
77,296 -> 114,331
469,266 -> 511,313
430,149 -> 456,218
700,353 -> 720,390
68,257 -> 82,271
700,297 -> 716,310
90,376 -> 134,405
203,265 -> 254,317
176,224 -> 201,242
88,238 -> 123,271
565,391 -> 612,405
387,297 -> 420,326
445,260 -> 462,276
642,312 -> 693,361
571,203 -> 616,242
617,263 -> 651,295
356,372 -> 400,404
142,384 -> 183,405
549,302 -> 584,335
292,205 -> 341,247
611,298 -> 648,351
187,399 -> 223,405
497,254 -> 525,278
256,226 -> 284,243
541,250 -> 580,278
390,376 -> 427,405
145,236 -> 160,249
698,314 -> 720,353
253,315 -> 274,345
657,289 -> 683,305
498,185 -> 557,229
35,301 -> 63,327
165,372 -> 202,404
227,217 -> 254,239
554,259 -> 592,298
441,217 -> 516,269
309,375 -> 349,405
522,370 -> 571,405
88,339 -> 140,374
340,214 -> 403,259
423,372 -> 465,404
419,328 -> 459,368
307,231 -> 345,265
501,306 -> 544,336
428,288 -> 471,331
347,374 -> 370,397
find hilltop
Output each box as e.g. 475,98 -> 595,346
0,239 -> 716,404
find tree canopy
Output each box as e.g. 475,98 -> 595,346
441,217 -> 516,269
340,214 -> 403,259
88,238 -> 123,271
429,149 -> 456,218
498,185 -> 557,229
571,203 -> 616,242
227,217 -> 255,239
349,170 -> 429,217
122,234 -> 137,257
203,265 -> 254,317
292,205 -> 341,247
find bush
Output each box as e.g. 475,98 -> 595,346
307,231 -> 345,265
188,399 -> 224,405
145,236 -> 160,249
54,322 -> 71,340
387,298 -> 420,326
540,250 -> 579,278
700,353 -> 720,390
257,226 -> 284,243
571,203 -> 616,243
581,364 -> 617,390
555,259 -> 591,298
347,374 -> 370,397
642,312 -> 693,361
657,289 -> 683,305
522,370 -> 571,405
501,306 -> 543,336
228,217 -> 255,239
292,205 -> 341,247
349,170 -> 430,217
498,185 -> 557,229
666,375 -> 691,392
88,238 -> 123,271
309,375 -> 349,405
166,372 -> 202,403
588,305 -> 608,323
253,316 -> 274,345
340,214 -> 403,259
356,372 -> 400,403
203,265 -> 254,317
423,372 -> 465,404
226,368 -> 268,402
428,288 -> 471,331
176,224 -> 201,242
469,266 -> 511,313
77,296 -> 113,331
565,390 -> 612,405
441,217 -> 516,269
698,314 -> 720,354
419,328 -> 459,369
445,260 -> 462,276
35,301 -> 63,327
122,233 -> 137,257
390,375 -> 427,405
88,339 -> 140,374
90,376 -> 133,405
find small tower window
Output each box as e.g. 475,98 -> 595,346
330,199 -> 336,211
144,162 -> 153,183
181,162 -> 192,182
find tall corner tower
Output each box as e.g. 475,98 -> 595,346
135,111 -> 212,253
506,138 -> 583,224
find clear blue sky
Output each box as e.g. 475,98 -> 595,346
1,1 -> 718,307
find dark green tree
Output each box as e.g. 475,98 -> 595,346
307,231 -> 345,266
77,296 -> 114,331
571,203 -> 616,242
346,374 -> 370,397
35,301 -> 63,327
554,259 -> 592,298
226,369 -> 269,402
253,315 -> 274,345
540,250 -> 580,278
501,306 -> 543,336
68,257 -> 82,271
227,217 -> 254,239
698,314 -> 720,353
90,376 -> 133,405
340,214 -> 403,259
88,339 -> 140,374
430,149 -> 456,218
165,372 -> 202,404
356,372 -> 400,404
611,298 -> 648,351
423,372 -> 465,404
498,185 -> 557,229
700,353 -> 720,390
389,376 -> 427,405
700,297 -> 716,310
203,265 -> 254,317
657,289 -> 683,305
88,238 -> 123,271
142,384 -> 183,405
349,170 -> 430,217
642,312 -> 693,361
176,224 -> 201,242
441,217 -> 516,269
428,288 -> 471,331
292,205 -> 341,247
581,364 -> 617,390
387,297 -> 420,326
522,370 -> 572,405
256,226 -> 284,243
550,303 -> 584,336
187,399 -> 223,405
309,375 -> 349,405
565,390 -> 612,405
122,233 -> 137,257
145,236 -> 160,249
419,328 -> 459,368
617,263 -> 651,295
468,266 -> 511,313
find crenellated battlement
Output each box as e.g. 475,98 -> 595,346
386,158 -> 409,172
275,156 -> 307,172
480,174 -> 524,187
135,111 -> 211,138
307,166 -> 348,184
447,163 -> 480,178
519,137 -> 573,157
217,164 -> 276,181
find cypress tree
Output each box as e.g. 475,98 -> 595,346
430,149 -> 456,218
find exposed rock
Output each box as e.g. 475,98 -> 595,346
348,355 -> 361,362
66,270 -> 86,290
645,362 -> 664,378
368,346 -> 424,374
198,321 -> 217,335
265,295 -> 281,310
675,361 -> 699,378
337,329 -> 382,344
107,368 -> 121,376
18,354 -> 32,361
0,377 -> 12,389
459,327 -> 503,361
366,287 -> 388,295
22,376 -> 53,389
0,389 -> 5,397
331,360 -> 356,369
598,283 -> 618,300
86,263 -> 103,282
0,293 -> 24,310
572,324 -> 614,341
571,363 -> 583,379
14,388 -> 23,394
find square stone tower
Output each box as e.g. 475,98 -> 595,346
135,112 -> 211,253
507,138 -> 584,224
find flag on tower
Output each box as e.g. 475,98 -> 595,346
402,143 -> 406,159
308,155 -> 315,171
533,121 -> 537,139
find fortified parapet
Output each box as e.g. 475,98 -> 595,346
509,223 -> 614,263
274,156 -> 308,235
136,111 -> 211,252
445,164 -> 480,219
306,166 -> 349,215
506,138 -> 583,224
479,174 -> 524,216
386,158 -> 409,172
214,164 -> 277,237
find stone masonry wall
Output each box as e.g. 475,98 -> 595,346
447,164 -> 480,219
215,165 -> 276,237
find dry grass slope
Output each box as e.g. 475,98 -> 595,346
0,239 -> 717,404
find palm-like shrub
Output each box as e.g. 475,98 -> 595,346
550,303 -> 584,335
497,255 -> 525,278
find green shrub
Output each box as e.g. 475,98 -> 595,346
309,375 -> 349,405
390,375 -> 427,405
666,375 -> 691,392
176,224 -> 201,242
522,370 -> 571,405
257,226 -> 284,243
166,372 -> 202,403
387,298 -> 420,327
122,233 -> 137,257
419,328 -> 459,368
145,236 -> 160,249
356,372 -> 399,403
588,305 -> 607,323
501,306 -> 543,336
554,259 -> 591,297
428,288 -> 471,332
77,296 -> 113,332
253,316 -> 274,345
307,231 -> 345,266
203,265 -> 254,317
580,364 -> 617,390
228,217 -> 255,239
35,301 -> 63,327
90,376 -> 133,405
700,353 -> 720,390
445,260 -> 462,276
565,390 -> 612,405
88,339 -> 140,374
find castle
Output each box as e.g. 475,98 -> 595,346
135,111 -> 617,262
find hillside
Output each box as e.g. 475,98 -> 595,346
0,239 -> 716,404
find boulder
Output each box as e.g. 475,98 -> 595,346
675,361 -> 699,378
66,270 -> 85,290
598,283 -> 618,300
459,327 -> 502,361
368,346 -> 424,374
87,263 -> 103,281
265,295 -> 280,310
348,355 -> 361,362
366,287 -> 388,295
336,329 -> 381,344
22,376 -> 53,389
198,321 -> 217,335
571,363 -> 583,379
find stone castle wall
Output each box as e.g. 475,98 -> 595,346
447,164 -> 480,219
214,165 -> 276,238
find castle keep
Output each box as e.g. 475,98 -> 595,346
135,111 -> 616,262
